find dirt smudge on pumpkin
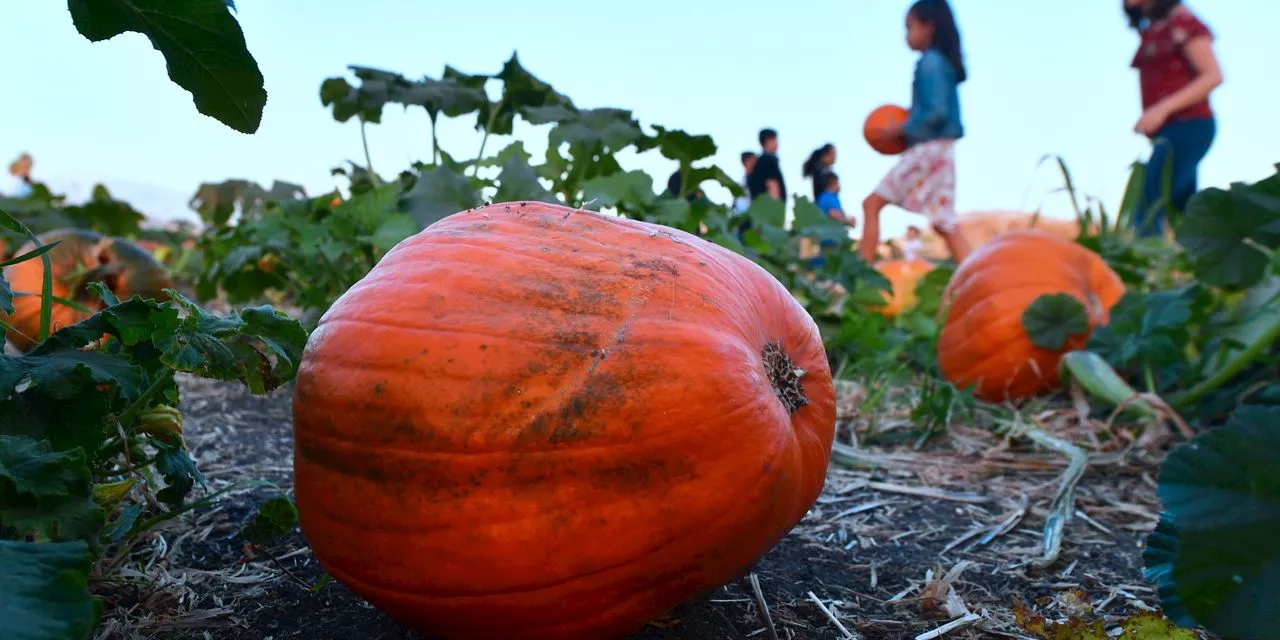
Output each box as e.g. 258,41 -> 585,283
516,371 -> 628,448
588,457 -> 698,493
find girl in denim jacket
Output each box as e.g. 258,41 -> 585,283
860,0 -> 970,265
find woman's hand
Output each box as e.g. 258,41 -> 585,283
1134,105 -> 1171,136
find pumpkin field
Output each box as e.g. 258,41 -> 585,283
3,4 -> 1279,640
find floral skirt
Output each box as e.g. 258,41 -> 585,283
873,139 -> 958,232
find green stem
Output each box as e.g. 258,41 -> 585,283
1170,316 -> 1280,410
471,97 -> 506,177
358,117 -> 377,182
429,112 -> 440,165
1058,351 -> 1162,421
117,370 -> 175,430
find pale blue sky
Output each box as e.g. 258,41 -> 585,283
2,1 -> 1276,237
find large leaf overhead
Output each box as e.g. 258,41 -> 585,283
0,539 -> 101,640
1176,167 -> 1280,290
1144,406 -> 1280,639
480,53 -> 573,135
67,0 -> 266,133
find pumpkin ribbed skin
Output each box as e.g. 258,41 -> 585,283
936,231 -> 1124,402
2,229 -> 172,351
292,201 -> 836,640
874,259 -> 934,317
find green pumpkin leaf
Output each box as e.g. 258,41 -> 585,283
67,0 -> 266,134
581,170 -> 656,211
242,496 -> 300,546
639,125 -> 718,165
1143,406 -> 1280,639
0,436 -> 102,543
398,165 -> 482,229
1022,293 -> 1090,350
1176,169 -> 1280,290
60,184 -> 145,236
0,539 -> 101,640
492,143 -> 558,205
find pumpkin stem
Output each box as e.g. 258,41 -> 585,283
762,342 -> 808,413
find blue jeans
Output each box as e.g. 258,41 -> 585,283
1135,117 -> 1216,238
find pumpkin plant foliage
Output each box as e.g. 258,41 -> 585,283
1142,406 -> 1280,640
0,212 -> 307,640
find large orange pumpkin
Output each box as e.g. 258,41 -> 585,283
936,231 -> 1124,402
863,104 -> 909,155
292,201 -> 837,640
2,229 -> 172,351
873,259 -> 935,317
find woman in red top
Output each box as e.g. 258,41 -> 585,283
1125,0 -> 1223,238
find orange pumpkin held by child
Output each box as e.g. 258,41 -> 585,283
292,201 -> 837,640
873,258 -> 935,317
1,229 -> 172,351
936,231 -> 1124,403
863,104 -> 910,155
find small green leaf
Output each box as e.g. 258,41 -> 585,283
581,170 -> 656,211
67,0 -> 266,134
242,496 -> 299,546
1022,293 -> 1090,350
1143,405 -> 1280,639
492,143 -> 557,204
398,165 -> 482,229
0,539 -> 102,640
639,125 -> 718,165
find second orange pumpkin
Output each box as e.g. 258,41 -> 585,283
936,231 -> 1124,402
873,258 -> 935,317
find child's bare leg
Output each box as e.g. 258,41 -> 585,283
933,223 -> 970,264
860,194 -> 887,262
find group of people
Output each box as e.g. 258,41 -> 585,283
727,0 -> 1222,266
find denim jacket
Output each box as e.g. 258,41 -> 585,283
902,48 -> 964,146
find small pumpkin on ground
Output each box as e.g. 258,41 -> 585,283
292,201 -> 837,640
873,258 -> 934,317
936,231 -> 1124,402
1,228 -> 172,351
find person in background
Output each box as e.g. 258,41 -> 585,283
807,173 -> 853,272
734,151 -> 757,213
1125,0 -> 1223,238
7,153 -> 34,198
802,143 -> 837,202
859,0 -> 970,265
747,128 -> 785,202
816,173 -> 849,223
903,225 -> 924,260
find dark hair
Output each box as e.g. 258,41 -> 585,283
802,143 -> 835,178
758,128 -> 778,146
741,151 -> 757,164
822,172 -> 840,191
909,0 -> 967,83
1124,0 -> 1181,29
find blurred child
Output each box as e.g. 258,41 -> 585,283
860,0 -> 970,265
903,225 -> 924,260
734,151 -> 757,213
808,173 -> 853,271
816,173 -> 849,223
1125,0 -> 1222,238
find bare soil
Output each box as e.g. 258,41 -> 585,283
93,376 -> 1173,640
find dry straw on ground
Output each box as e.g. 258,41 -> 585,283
92,374 -> 1169,640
